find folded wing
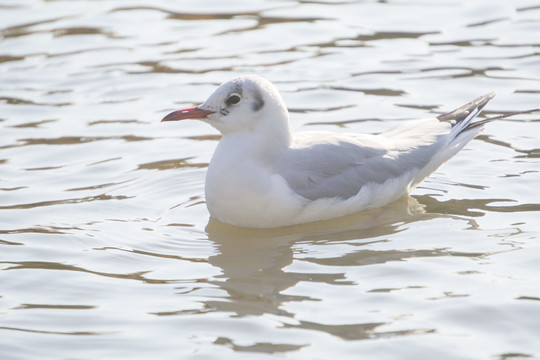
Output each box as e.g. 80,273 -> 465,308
281,93 -> 495,201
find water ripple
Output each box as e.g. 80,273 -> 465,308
2,1 -> 540,359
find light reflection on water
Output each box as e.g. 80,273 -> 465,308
1,0 -> 540,359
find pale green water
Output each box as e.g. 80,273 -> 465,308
1,1 -> 540,359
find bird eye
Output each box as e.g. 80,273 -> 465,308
226,94 -> 241,107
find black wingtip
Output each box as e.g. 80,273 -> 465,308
437,92 -> 496,124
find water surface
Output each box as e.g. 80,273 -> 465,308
1,0 -> 540,359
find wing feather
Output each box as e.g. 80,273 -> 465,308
280,126 -> 442,200
280,93 -> 496,201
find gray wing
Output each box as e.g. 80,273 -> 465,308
280,93 -> 496,201
280,130 -> 442,200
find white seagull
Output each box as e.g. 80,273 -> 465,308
162,75 -> 498,228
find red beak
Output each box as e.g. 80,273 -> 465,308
161,107 -> 215,122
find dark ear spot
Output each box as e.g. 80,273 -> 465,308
252,90 -> 264,112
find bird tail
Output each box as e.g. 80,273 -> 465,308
409,94 -> 538,190
437,92 -> 495,143
439,92 -> 539,144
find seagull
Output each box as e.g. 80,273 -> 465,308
161,75 -> 501,228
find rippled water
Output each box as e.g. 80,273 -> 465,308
2,0 -> 540,359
